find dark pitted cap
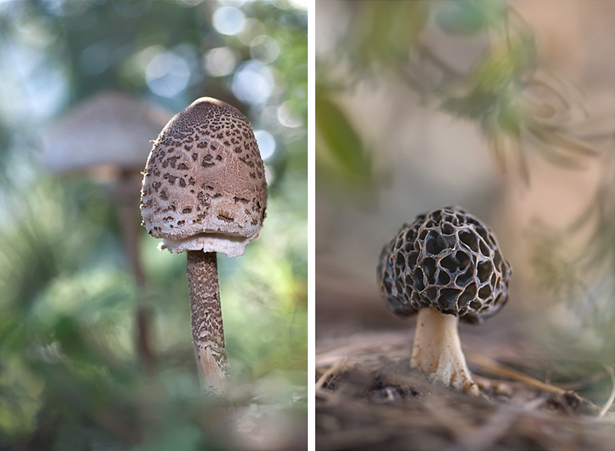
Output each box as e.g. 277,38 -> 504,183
377,206 -> 512,324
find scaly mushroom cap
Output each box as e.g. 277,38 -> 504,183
377,206 -> 512,324
140,98 -> 267,258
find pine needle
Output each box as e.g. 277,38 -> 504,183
598,364 -> 615,418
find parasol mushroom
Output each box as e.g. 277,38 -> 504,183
377,206 -> 512,395
140,97 -> 267,393
43,91 -> 172,371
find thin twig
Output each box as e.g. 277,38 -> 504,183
598,364 -> 615,418
316,332 -> 408,368
316,358 -> 347,391
468,352 -> 566,395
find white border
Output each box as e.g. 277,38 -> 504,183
307,0 -> 315,449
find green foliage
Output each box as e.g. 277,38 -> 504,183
435,0 -> 507,36
350,1 -> 429,72
316,2 -> 606,188
315,88 -> 372,191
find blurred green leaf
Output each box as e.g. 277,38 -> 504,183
497,93 -> 522,137
441,90 -> 499,120
460,31 -> 533,93
316,90 -> 371,185
436,0 -> 507,36
352,1 -> 429,70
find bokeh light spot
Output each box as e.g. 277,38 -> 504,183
213,7 -> 246,36
232,60 -> 274,105
204,47 -> 238,77
277,102 -> 302,128
250,35 -> 280,64
175,0 -> 204,6
289,0 -> 308,10
135,45 -> 164,72
238,18 -> 266,45
41,0 -> 89,16
254,129 -> 276,161
218,0 -> 252,6
0,44 -> 67,124
146,52 -> 190,98
0,0 -> 11,13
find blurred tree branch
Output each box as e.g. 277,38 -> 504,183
318,0 -> 609,188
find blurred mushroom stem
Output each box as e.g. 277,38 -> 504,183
186,251 -> 230,393
116,172 -> 155,372
410,308 -> 478,395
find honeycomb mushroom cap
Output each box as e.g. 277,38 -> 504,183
140,97 -> 267,258
377,206 -> 512,324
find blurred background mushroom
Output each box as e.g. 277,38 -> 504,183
0,1 -> 307,450
42,90 -> 172,371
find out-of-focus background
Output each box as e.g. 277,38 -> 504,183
316,0 -> 614,363
0,1 -> 307,450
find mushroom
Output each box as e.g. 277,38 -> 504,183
43,91 -> 172,371
44,91 -> 170,175
140,97 -> 267,392
377,206 -> 512,395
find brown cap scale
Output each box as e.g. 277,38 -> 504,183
141,97 -> 267,258
140,98 -> 268,392
377,207 -> 512,394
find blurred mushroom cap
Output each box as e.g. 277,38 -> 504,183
377,206 -> 512,324
43,91 -> 172,175
140,97 -> 268,258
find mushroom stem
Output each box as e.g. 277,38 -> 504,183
116,173 -> 155,372
186,251 -> 231,393
410,308 -> 478,395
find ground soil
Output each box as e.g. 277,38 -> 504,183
315,329 -> 615,451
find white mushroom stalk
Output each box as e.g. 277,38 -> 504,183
378,207 -> 512,396
410,307 -> 478,395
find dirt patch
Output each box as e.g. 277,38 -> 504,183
316,331 -> 615,451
